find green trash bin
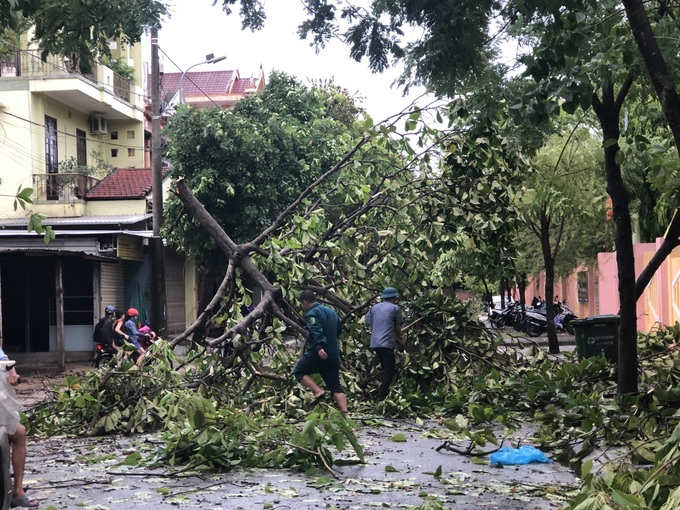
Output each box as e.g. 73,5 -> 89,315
572,315 -> 619,363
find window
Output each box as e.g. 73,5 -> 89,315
127,130 -> 135,139
110,131 -> 118,140
111,149 -> 118,157
45,116 -> 58,173
577,271 -> 589,303
128,148 -> 135,157
45,115 -> 58,200
76,129 -> 87,166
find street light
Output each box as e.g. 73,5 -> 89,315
179,53 -> 227,104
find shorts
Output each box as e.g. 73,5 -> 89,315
293,352 -> 344,394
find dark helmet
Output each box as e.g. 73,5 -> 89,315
381,287 -> 400,299
127,308 -> 139,317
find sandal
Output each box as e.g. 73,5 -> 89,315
310,392 -> 326,406
11,495 -> 39,508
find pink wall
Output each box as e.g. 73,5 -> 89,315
523,264 -> 598,318
518,240 -> 680,332
597,252 -> 619,315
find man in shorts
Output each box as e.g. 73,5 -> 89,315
292,290 -> 349,417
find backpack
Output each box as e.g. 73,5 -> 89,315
93,316 -> 112,343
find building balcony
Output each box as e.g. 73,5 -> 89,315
32,173 -> 100,202
0,50 -> 140,120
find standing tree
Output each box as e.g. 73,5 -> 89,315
516,127 -> 608,352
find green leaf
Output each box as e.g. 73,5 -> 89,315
611,489 -> 642,508
389,433 -> 407,442
615,150 -> 624,165
385,465 -> 399,472
121,451 -> 142,466
580,459 -> 593,479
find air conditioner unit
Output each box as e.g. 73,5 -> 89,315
90,114 -> 107,134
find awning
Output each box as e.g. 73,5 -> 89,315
0,214 -> 152,228
0,248 -> 118,262
0,229 -> 155,257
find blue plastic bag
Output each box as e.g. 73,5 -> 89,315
489,445 -> 551,466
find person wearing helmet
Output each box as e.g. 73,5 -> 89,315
124,308 -> 146,364
365,287 -> 404,401
93,305 -> 118,352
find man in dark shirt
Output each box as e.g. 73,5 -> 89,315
93,305 -> 118,352
292,290 -> 350,417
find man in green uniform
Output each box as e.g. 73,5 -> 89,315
293,290 -> 350,417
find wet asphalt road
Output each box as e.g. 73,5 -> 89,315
22,419 -> 579,509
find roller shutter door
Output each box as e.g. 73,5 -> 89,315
100,261 -> 125,316
165,250 -> 186,335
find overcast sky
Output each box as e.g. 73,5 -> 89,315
144,1 -> 428,122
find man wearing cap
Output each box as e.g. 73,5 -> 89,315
365,287 -> 404,401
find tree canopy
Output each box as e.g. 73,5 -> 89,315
1,0 -> 166,71
162,72 -> 364,269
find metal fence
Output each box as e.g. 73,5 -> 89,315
32,173 -> 100,201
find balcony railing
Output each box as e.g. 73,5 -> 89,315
32,173 -> 100,202
113,72 -> 131,102
0,49 -> 96,81
0,50 -> 131,102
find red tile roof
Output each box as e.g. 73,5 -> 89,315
161,70 -> 236,97
231,76 -> 261,94
86,168 -> 166,200
159,68 -> 265,100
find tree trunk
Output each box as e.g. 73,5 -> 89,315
592,82 -> 638,394
622,1 -> 680,151
540,214 -> 559,354
517,273 -> 526,310
191,269 -> 216,345
171,178 -> 295,349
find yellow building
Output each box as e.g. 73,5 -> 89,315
0,34 -> 147,218
0,35 -> 187,368
0,34 -> 263,368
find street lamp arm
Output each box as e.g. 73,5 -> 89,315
178,55 -> 227,104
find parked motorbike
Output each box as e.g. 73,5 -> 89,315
524,309 -> 547,337
524,301 -> 578,336
557,304 -> 578,335
489,302 -> 520,329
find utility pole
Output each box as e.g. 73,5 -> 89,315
151,27 -> 167,336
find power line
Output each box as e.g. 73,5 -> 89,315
0,112 -> 148,171
157,46 -> 224,109
0,110 -> 149,151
